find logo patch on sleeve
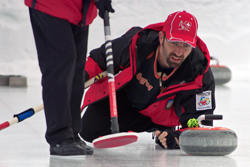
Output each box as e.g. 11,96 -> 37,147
196,90 -> 212,111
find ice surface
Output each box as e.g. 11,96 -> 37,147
0,0 -> 250,166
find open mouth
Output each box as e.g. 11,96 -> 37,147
171,56 -> 181,63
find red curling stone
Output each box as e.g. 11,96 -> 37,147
210,57 -> 231,85
210,65 -> 231,85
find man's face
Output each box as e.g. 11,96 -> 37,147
158,31 -> 193,68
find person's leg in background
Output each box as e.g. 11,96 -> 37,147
80,89 -> 158,142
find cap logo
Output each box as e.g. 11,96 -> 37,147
178,21 -> 192,32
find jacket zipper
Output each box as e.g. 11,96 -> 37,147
159,72 -> 163,87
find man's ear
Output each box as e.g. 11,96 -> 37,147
159,31 -> 164,45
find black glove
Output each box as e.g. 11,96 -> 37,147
155,129 -> 181,149
94,0 -> 115,19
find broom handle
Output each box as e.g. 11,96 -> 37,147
104,11 -> 119,133
0,71 -> 107,131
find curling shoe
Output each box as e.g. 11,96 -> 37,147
74,136 -> 94,155
50,138 -> 86,157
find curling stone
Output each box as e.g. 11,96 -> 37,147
0,75 -> 9,86
179,115 -> 237,156
0,75 -> 27,87
9,75 -> 27,87
210,57 -> 231,85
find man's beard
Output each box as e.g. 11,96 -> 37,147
166,52 -> 184,68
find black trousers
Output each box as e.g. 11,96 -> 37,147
29,8 -> 89,145
80,89 -> 168,142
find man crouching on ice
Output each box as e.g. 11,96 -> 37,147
80,10 -> 216,149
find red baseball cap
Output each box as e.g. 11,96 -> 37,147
162,11 -> 198,48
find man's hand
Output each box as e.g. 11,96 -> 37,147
94,0 -> 115,19
155,129 -> 179,149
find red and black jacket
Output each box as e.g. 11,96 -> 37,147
82,23 -> 216,129
25,0 -> 97,26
